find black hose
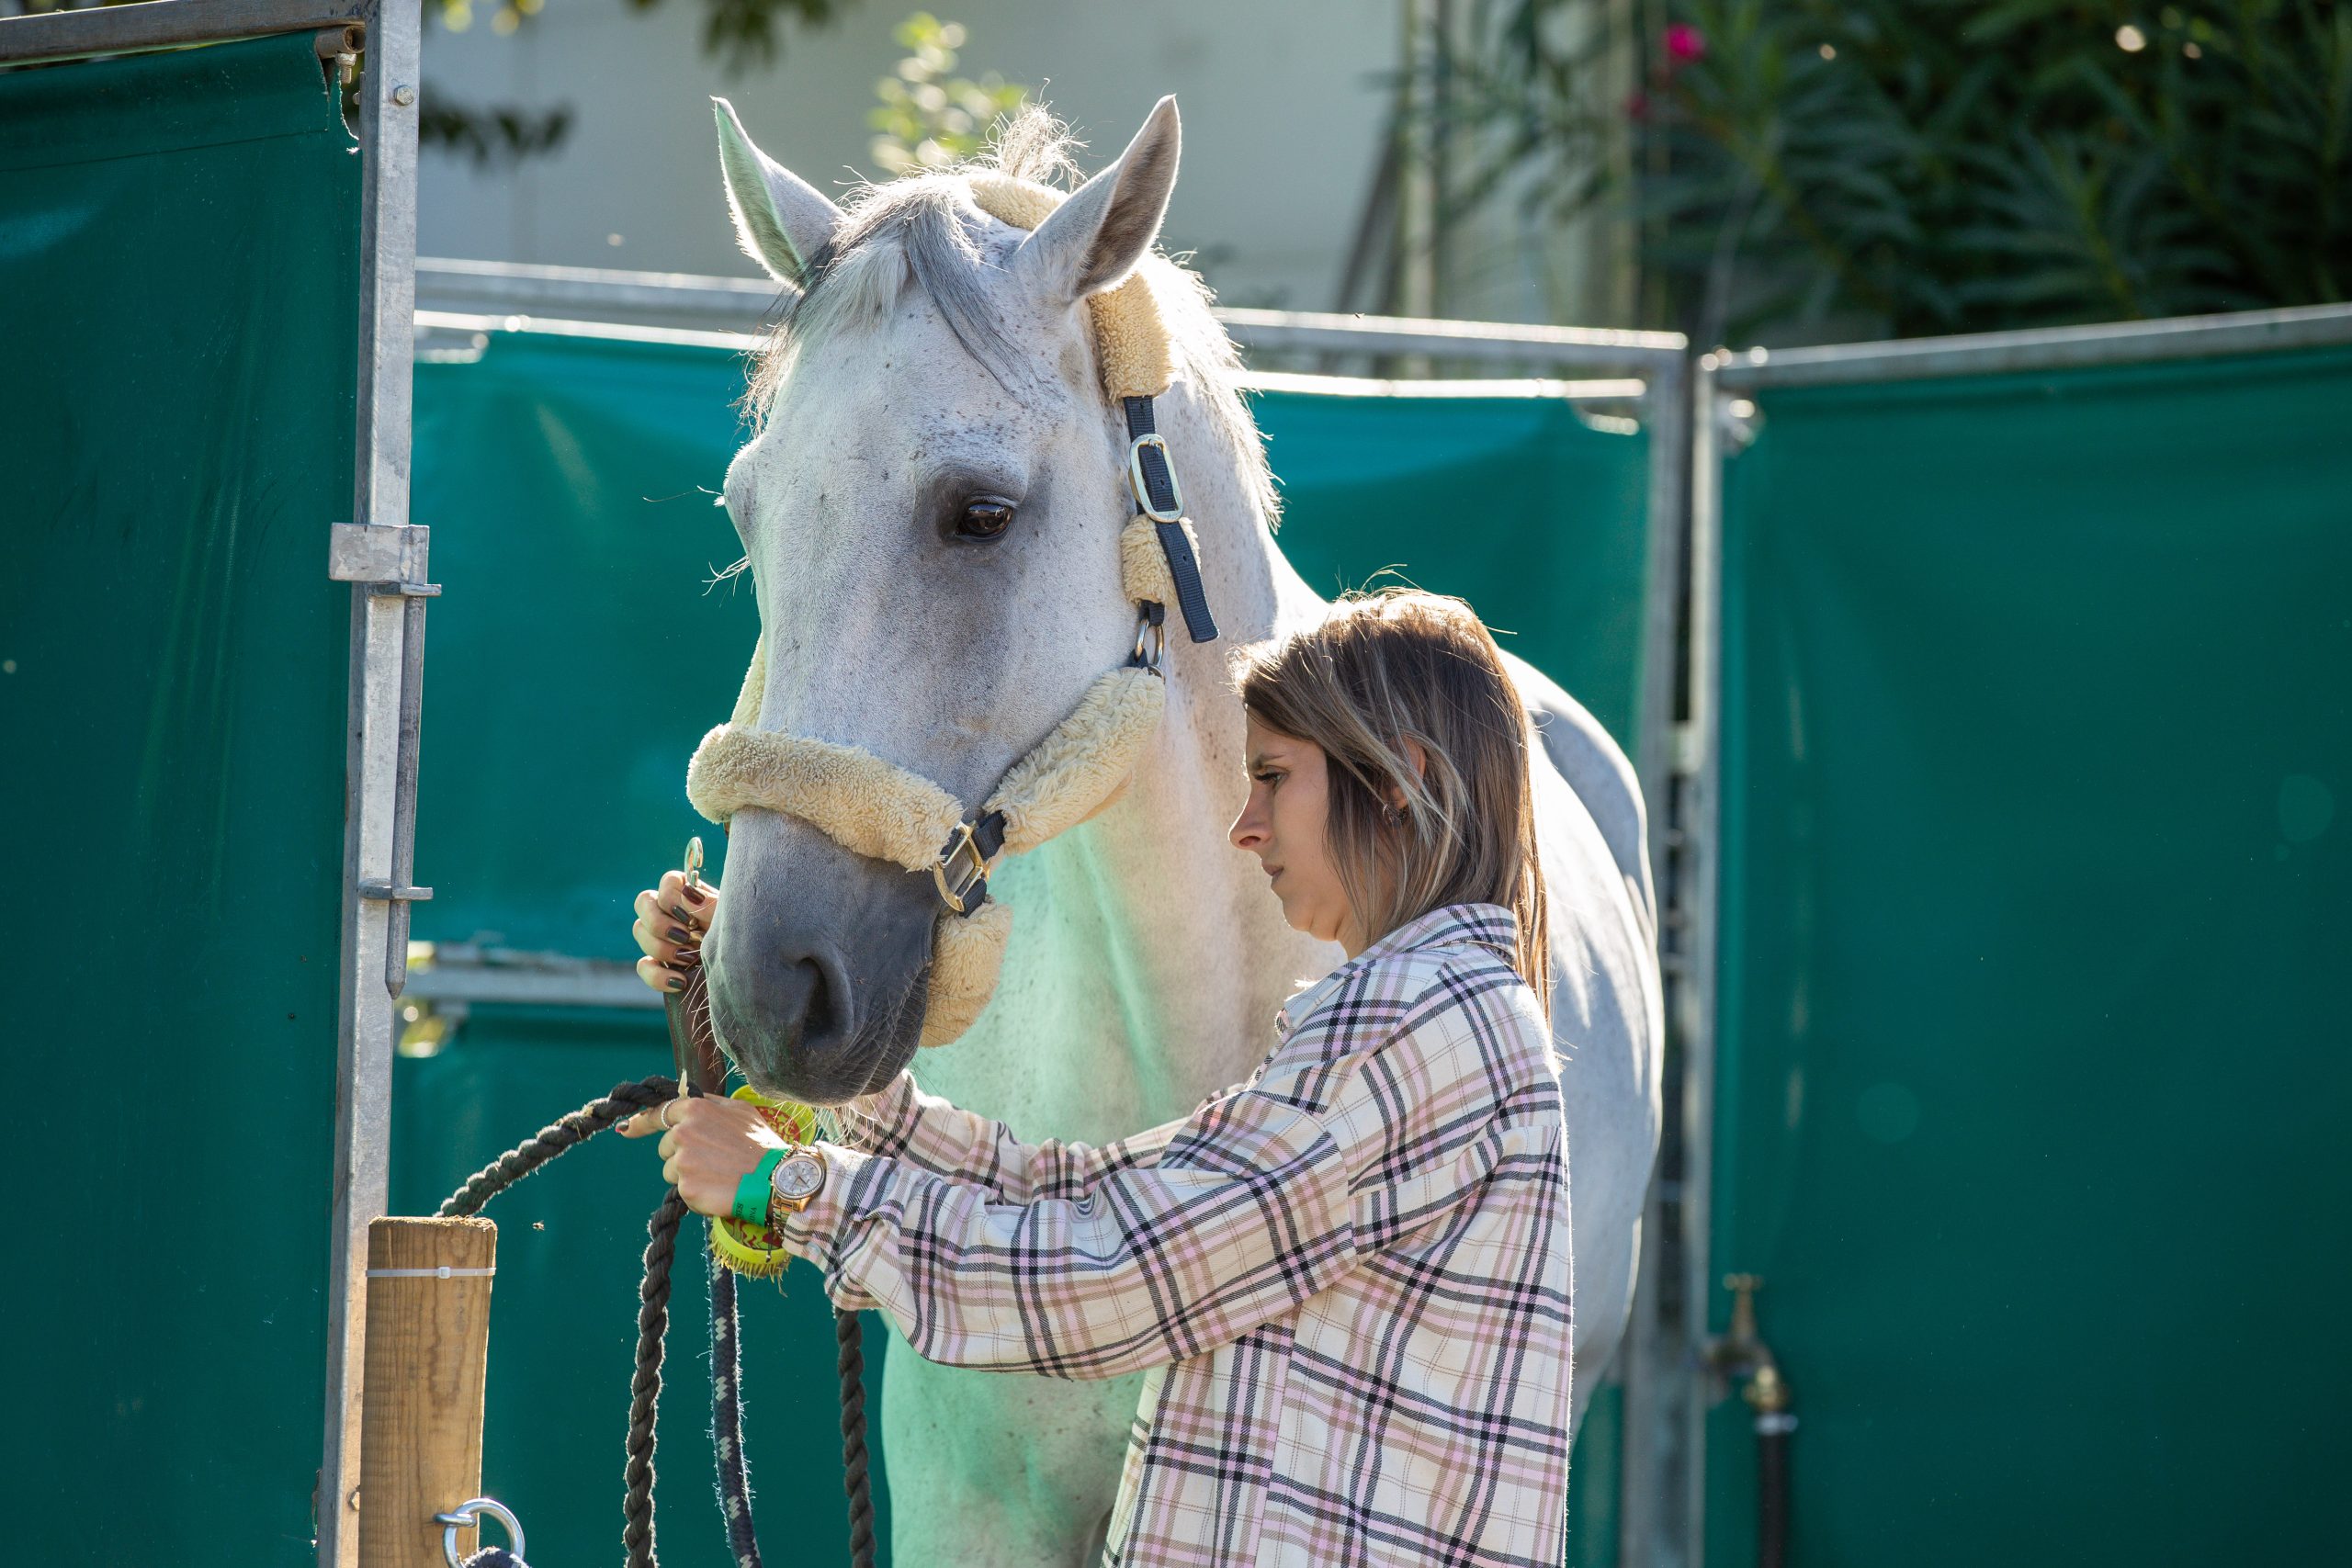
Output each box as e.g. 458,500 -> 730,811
1754,1412 -> 1794,1568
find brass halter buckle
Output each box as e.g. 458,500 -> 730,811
931,818 -> 993,916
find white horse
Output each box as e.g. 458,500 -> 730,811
698,96 -> 1663,1567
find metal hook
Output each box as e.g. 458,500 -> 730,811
434,1495 -> 526,1566
684,835 -> 704,892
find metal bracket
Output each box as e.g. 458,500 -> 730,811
328,520 -> 433,588
357,879 -> 435,902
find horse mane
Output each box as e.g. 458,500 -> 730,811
741,105 -> 1280,530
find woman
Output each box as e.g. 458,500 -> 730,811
622,590 -> 1573,1567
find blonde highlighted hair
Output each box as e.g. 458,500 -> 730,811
1232,589 -> 1552,1018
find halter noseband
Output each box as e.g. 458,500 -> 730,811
684,172 -> 1219,1049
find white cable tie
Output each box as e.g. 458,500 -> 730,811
368,1265 -> 497,1280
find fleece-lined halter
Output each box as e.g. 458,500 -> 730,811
685,172 -> 1219,1049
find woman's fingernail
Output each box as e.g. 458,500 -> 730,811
667,924 -> 692,944
666,976 -> 685,993
682,886 -> 707,906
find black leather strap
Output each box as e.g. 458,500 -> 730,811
1123,397 -> 1219,643
972,809 -> 1006,862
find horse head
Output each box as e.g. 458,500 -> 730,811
698,97 -> 1196,1103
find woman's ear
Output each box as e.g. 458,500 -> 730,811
1384,738 -> 1431,811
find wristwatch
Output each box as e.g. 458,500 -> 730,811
767,1146 -> 827,1218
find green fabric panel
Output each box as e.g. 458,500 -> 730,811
0,35 -> 360,1567
402,330 -> 1649,1564
1254,389 -> 1650,753
1711,346 -> 2352,1566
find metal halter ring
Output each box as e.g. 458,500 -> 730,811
435,1496 -> 525,1567
1129,603 -> 1166,671
1126,433 -> 1184,523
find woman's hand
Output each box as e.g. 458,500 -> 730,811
632,869 -> 716,995
618,1093 -> 786,1218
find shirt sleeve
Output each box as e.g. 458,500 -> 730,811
836,1070 -> 1218,1204
775,952 -> 1545,1382
776,1083 -> 1359,1380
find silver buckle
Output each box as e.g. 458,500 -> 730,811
1126,434 -> 1184,523
931,819 -> 991,916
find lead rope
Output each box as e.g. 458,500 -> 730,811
434,1066 -> 876,1568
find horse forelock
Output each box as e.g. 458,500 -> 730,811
741,106 -> 1279,530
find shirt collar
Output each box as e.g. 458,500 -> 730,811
1276,903 -> 1521,1036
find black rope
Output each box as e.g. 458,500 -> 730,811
435,1077 -> 677,1220
435,1077 -> 876,1568
625,1186 -> 686,1566
836,1305 -> 877,1568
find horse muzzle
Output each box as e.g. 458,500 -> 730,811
703,807 -> 939,1103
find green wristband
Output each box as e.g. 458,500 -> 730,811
734,1149 -> 787,1225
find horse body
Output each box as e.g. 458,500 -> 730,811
700,98 -> 1662,1566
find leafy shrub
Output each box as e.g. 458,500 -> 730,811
1460,0 -> 2352,343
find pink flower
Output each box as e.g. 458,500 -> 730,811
1664,23 -> 1706,62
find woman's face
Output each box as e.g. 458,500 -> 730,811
1229,716 -> 1367,955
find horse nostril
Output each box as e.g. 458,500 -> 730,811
796,954 -> 842,1051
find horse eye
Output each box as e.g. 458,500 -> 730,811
956,498 -> 1015,540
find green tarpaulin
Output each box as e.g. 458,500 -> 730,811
1711,345 -> 2352,1565
0,34 -> 362,1568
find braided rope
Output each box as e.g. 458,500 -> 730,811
625,1187 -> 687,1567
435,1077 -> 678,1219
710,1260 -> 763,1568
836,1306 -> 878,1568
434,1075 -> 877,1568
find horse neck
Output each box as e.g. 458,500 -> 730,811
955,374 -> 1336,1133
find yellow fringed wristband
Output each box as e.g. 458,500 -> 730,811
707,1085 -> 820,1278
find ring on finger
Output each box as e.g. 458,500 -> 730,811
660,1100 -> 681,1130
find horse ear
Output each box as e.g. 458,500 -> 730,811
1016,96 -> 1181,301
712,97 -> 842,286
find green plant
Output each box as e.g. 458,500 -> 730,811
1453,0 -> 2352,343
866,13 -> 1030,175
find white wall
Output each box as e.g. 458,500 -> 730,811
416,0 -> 1403,309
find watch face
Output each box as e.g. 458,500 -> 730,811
773,1154 -> 824,1201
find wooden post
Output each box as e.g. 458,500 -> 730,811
358,1216 -> 498,1568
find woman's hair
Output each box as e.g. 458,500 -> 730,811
1232,588 -> 1552,1017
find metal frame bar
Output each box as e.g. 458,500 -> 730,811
322,2 -> 423,1565
1716,299 -> 2352,389
1615,344 -> 1695,1568
413,256 -> 1690,374
1668,355 -> 1727,1568
1658,299 -> 2352,1568
1216,305 -> 1685,370
0,0 -> 364,63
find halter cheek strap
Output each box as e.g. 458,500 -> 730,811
684,171 -> 1221,1051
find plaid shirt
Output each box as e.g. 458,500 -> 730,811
780,903 -> 1573,1568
